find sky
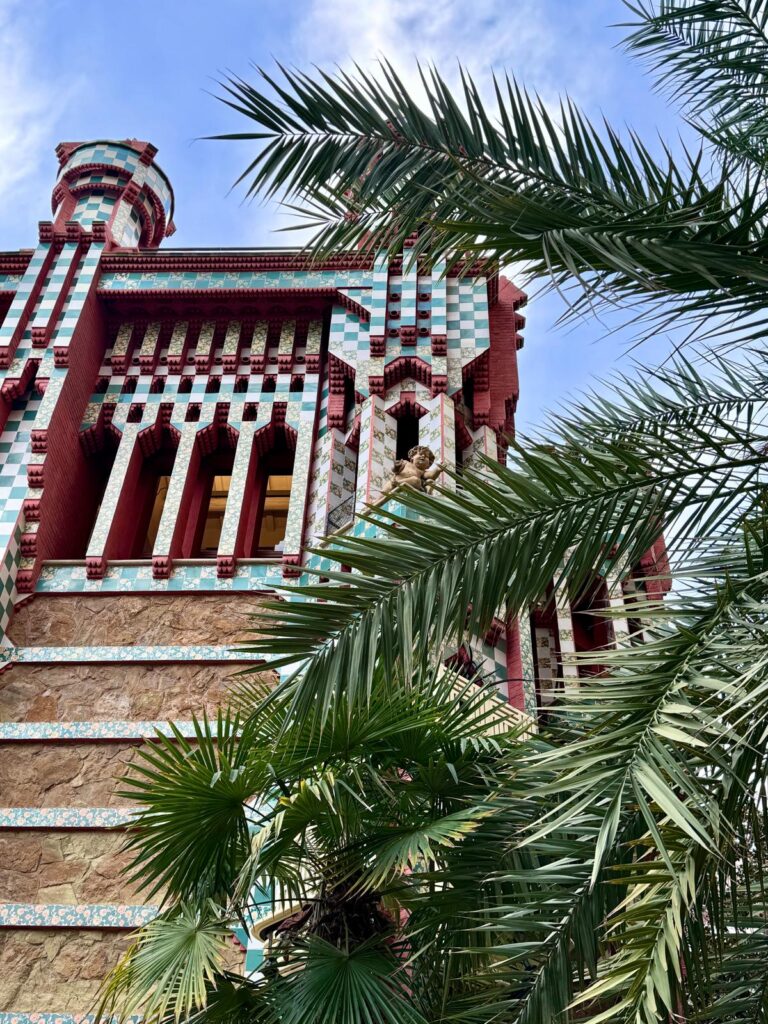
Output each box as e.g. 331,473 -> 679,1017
0,0 -> 686,431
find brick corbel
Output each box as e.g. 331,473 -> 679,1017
30,429 -> 47,454
282,553 -> 301,578
23,498 -> 41,522
369,334 -> 386,356
217,554 -> 236,579
20,532 -> 37,558
15,569 -> 35,593
152,555 -> 172,580
86,555 -> 106,580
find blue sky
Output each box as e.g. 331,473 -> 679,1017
0,0 -> 685,431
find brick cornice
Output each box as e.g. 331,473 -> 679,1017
99,250 -> 376,273
0,251 -> 32,275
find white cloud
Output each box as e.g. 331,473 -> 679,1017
294,0 -> 612,108
0,0 -> 81,222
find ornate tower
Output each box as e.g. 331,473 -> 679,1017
0,139 -> 666,1015
53,138 -> 175,247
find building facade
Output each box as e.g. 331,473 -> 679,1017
0,139 -> 667,1016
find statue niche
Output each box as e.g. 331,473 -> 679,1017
387,445 -> 442,493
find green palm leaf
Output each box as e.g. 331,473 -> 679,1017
213,56 -> 768,343
96,902 -> 233,1023
244,358 -> 768,727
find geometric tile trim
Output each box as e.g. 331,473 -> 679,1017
0,807 -> 136,829
36,559 -> 287,593
10,645 -> 263,664
0,904 -> 158,928
98,269 -> 372,292
0,1018 -> 142,1024
0,720 -> 197,741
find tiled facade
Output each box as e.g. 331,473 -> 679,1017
0,137 -> 648,1016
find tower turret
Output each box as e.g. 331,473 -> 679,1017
51,138 -> 175,248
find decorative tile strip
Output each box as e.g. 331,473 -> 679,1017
0,903 -> 158,928
98,269 -> 371,292
11,645 -> 263,664
0,1016 -> 142,1024
0,720 -> 197,741
0,807 -> 135,829
35,559 -> 289,593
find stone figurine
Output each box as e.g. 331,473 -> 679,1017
388,445 -> 443,493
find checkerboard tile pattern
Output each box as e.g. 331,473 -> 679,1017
400,262 -> 417,328
431,260 -> 447,335
59,142 -> 141,177
71,191 -> 117,225
50,242 -> 102,354
0,522 -> 23,637
0,397 -> 41,632
0,244 -> 50,350
29,243 -> 80,335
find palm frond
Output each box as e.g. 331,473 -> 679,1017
622,1 -> 768,164
213,59 -> 768,342
275,936 -> 427,1024
95,902 -> 232,1023
244,357 -> 768,726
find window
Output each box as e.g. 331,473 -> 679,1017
71,439 -> 119,558
141,475 -> 171,556
257,474 -> 292,551
199,475 -> 231,556
395,413 -> 419,460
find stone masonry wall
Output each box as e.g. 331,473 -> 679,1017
7,592 -> 265,646
1,590 -> 261,1012
3,742 -> 141,807
0,832 -> 139,904
1,661 -> 244,721
0,931 -> 134,1012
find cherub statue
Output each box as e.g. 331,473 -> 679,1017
388,445 -> 443,493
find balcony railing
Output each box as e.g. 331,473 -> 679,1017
326,494 -> 356,534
